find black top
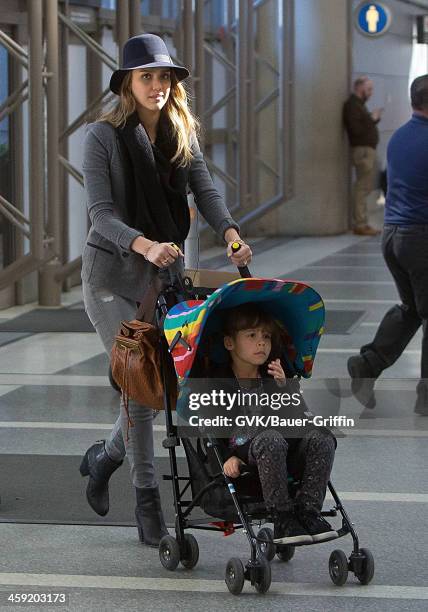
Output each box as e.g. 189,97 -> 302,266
207,364 -> 316,462
343,93 -> 379,149
152,131 -> 189,234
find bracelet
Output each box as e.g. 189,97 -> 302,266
143,241 -> 159,261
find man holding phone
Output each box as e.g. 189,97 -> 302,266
343,76 -> 383,236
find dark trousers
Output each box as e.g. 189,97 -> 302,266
247,429 -> 336,514
360,225 -> 428,392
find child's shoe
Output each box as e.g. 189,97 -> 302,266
273,511 -> 313,545
299,512 -> 338,543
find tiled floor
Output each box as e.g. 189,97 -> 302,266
0,233 -> 426,611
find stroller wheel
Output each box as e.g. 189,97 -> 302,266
329,549 -> 349,586
159,535 -> 180,571
253,557 -> 272,594
355,548 -> 375,585
258,527 -> 275,562
180,534 -> 199,570
225,558 -> 245,595
276,544 -> 295,562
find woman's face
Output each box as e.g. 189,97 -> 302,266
131,68 -> 171,113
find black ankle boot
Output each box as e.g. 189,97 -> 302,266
135,486 -> 168,547
79,440 -> 123,516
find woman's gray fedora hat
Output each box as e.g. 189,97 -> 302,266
110,33 -> 190,95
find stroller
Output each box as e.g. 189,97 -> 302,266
154,258 -> 374,595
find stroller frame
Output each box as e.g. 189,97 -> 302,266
154,271 -> 374,595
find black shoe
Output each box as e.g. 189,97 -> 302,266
414,401 -> 428,415
347,355 -> 376,409
273,511 -> 313,545
135,486 -> 169,547
299,512 -> 338,543
79,440 -> 123,516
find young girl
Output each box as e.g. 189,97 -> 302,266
79,33 -> 251,546
221,303 -> 337,545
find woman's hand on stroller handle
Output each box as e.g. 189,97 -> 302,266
140,240 -> 184,268
226,239 -> 252,277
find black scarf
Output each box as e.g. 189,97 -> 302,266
117,112 -> 190,244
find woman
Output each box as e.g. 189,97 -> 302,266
79,33 -> 251,546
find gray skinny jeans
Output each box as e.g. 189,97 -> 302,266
82,281 -> 155,489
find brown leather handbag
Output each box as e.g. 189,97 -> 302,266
110,319 -> 177,433
110,277 -> 177,421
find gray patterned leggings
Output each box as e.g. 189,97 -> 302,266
247,428 -> 336,514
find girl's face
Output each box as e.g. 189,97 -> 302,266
224,327 -> 272,368
131,68 -> 171,113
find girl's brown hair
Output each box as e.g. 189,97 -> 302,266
98,70 -> 199,167
223,304 -> 280,341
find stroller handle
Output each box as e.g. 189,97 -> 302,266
238,462 -> 258,476
231,242 -> 252,279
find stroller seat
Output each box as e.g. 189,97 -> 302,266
181,438 -> 267,522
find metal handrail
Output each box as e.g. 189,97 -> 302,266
58,12 -> 117,71
0,195 -> 31,238
204,156 -> 238,190
60,88 -> 115,141
54,256 -> 82,282
0,29 -> 28,68
203,86 -> 236,120
0,87 -> 28,123
256,157 -> 280,179
255,87 -> 279,114
0,194 -> 30,225
59,156 -> 84,186
203,41 -> 235,72
0,80 -> 28,115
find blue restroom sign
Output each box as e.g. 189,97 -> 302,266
355,2 -> 392,37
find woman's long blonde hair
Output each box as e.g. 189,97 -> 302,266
98,70 -> 199,167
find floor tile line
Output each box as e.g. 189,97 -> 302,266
324,299 -> 397,304
318,348 -> 420,355
0,573 -> 426,600
0,422 -> 115,430
1,423 -> 427,439
303,265 -> 386,270
0,375 -> 110,387
296,281 -> 395,285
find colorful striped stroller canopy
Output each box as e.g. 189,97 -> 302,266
164,278 -> 325,381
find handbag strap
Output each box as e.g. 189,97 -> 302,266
135,275 -> 163,323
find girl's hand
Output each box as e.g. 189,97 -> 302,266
145,242 -> 184,268
268,359 -> 286,386
223,456 -> 245,478
227,239 -> 252,268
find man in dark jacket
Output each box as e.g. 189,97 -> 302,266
343,76 -> 382,235
348,75 -> 428,416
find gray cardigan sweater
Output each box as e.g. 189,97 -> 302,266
81,121 -> 239,301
